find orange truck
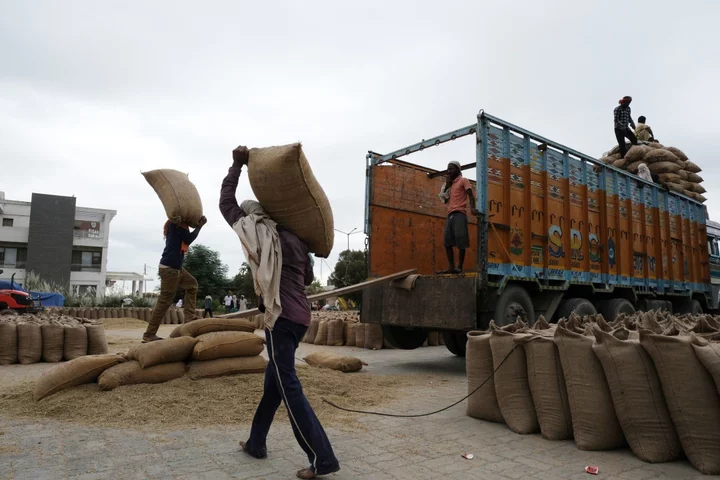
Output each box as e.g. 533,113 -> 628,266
361,110 -> 714,356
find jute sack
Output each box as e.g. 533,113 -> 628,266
641,332 -> 720,474
466,331 -> 504,423
303,317 -> 320,344
142,169 -> 204,227
344,322 -> 357,347
188,356 -> 267,379
41,323 -> 65,363
192,332 -> 264,361
98,361 -> 186,391
176,317 -> 255,337
625,145 -> 650,164
86,324 -> 109,355
687,182 -> 707,194
690,335 -> 720,394
514,332 -> 573,440
364,323 -> 383,350
17,323 -> 42,365
643,149 -> 679,165
685,161 -> 702,173
126,336 -> 199,368
64,325 -> 88,361
648,162 -> 682,174
170,309 -> 178,324
326,319 -> 345,347
248,143 -> 334,257
0,322 -> 17,365
177,310 -> 185,324
490,327 -> 539,434
314,320 -> 329,346
304,351 -> 366,373
658,173 -> 682,184
592,329 -> 680,463
355,323 -> 366,348
687,172 -> 704,183
553,326 -> 625,450
34,354 -> 125,401
665,146 -> 688,161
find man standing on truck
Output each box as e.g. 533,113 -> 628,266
438,161 -> 479,274
614,96 -> 638,158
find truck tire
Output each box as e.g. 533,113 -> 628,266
443,332 -> 467,357
677,299 -> 703,315
493,285 -> 535,326
381,326 -> 427,350
597,298 -> 635,322
555,298 -> 596,320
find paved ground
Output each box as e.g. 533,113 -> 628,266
0,326 -> 716,479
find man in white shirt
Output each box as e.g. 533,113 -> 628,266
238,295 -> 248,311
224,292 -> 233,311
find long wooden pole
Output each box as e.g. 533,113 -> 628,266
218,269 -> 417,319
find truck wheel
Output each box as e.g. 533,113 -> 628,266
381,326 -> 427,350
555,298 -> 597,320
442,332 -> 467,357
493,285 -> 535,326
597,298 -> 635,322
677,299 -> 703,315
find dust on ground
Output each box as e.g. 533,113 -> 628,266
0,365 -> 413,432
101,317 -> 150,330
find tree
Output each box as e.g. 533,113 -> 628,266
232,262 -> 257,304
329,250 -> 367,304
182,244 -> 230,300
306,280 -> 325,295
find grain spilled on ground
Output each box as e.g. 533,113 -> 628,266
0,366 -> 411,431
101,318 -> 149,330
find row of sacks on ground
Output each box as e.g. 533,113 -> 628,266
466,310 -> 720,475
0,312 -> 108,365
303,312 -> 446,349
48,306 -> 204,324
33,317 -> 368,401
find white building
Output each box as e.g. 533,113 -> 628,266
0,191 -> 116,298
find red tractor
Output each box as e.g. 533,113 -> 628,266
0,270 -> 39,313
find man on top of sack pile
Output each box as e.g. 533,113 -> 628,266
634,115 -> 656,142
614,95 -> 639,159
219,146 -> 340,479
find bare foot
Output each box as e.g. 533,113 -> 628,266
239,440 -> 267,459
296,468 -> 316,479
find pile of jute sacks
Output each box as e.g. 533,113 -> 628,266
0,311 -> 107,365
599,143 -> 705,202
33,317 -> 265,400
50,306 -> 203,325
466,311 -> 720,475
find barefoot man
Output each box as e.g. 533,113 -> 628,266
219,145 -> 340,479
438,161 -> 478,273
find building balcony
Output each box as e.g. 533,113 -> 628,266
70,264 -> 101,273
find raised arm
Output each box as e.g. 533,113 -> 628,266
219,146 -> 250,226
176,223 -> 203,245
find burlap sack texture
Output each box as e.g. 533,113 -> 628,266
34,354 -> 125,401
126,336 -> 199,368
303,351 -> 366,373
98,361 -> 186,391
169,318 -> 255,338
142,169 -> 204,228
191,332 -> 265,361
466,331 -> 504,423
188,356 -> 268,379
248,143 -> 334,257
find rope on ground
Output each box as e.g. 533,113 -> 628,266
321,344 -> 518,418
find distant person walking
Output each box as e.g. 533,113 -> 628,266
614,96 -> 638,158
238,295 -> 248,311
634,116 -> 656,142
438,161 -> 479,274
144,217 -> 206,343
224,292 -> 233,312
232,294 -> 238,312
203,295 -> 213,318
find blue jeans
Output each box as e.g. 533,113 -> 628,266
246,318 -> 339,474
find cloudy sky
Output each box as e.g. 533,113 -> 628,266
1,0 -> 718,290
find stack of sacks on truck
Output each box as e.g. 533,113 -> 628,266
0,311 -> 108,366
599,143 -> 705,202
465,311 -> 720,475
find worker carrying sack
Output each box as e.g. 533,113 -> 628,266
142,169 -> 204,227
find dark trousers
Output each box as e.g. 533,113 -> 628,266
203,308 -> 213,318
614,127 -> 638,158
246,318 -> 339,474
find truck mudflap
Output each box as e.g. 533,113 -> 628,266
361,275 -> 477,331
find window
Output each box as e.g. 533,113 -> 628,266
73,220 -> 102,239
712,239 -> 720,257
0,247 -> 27,268
71,250 -> 102,272
2,218 -> 12,227
74,285 -> 96,296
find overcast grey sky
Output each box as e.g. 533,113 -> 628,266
1,0 -> 718,289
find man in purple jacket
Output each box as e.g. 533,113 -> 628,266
219,146 -> 340,479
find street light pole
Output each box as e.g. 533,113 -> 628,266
334,227 -> 361,252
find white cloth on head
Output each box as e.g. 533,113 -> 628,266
637,163 -> 652,182
232,200 -> 283,329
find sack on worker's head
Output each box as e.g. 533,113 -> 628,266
624,145 -> 650,164
648,162 -> 682,174
86,324 -> 108,355
188,356 -> 267,379
64,325 -> 88,361
641,332 -> 720,474
314,320 -> 329,345
98,360 -> 186,391
34,354 -> 125,401
665,146 -> 688,161
304,351 -> 365,373
466,331 -> 504,423
126,336 -> 198,368
685,161 -> 702,173
192,332 -> 264,361
142,169 -> 204,227
364,323 -> 383,350
514,333 -> 572,440
489,328 -> 539,434
355,323 -> 366,348
17,322 -> 42,365
248,143 -> 334,257
303,317 -> 320,344
553,326 -> 625,450
177,317 -> 255,337
592,329 -> 680,463
41,323 -> 65,363
326,319 -> 345,347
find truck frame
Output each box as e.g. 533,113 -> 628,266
361,110 -> 715,355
